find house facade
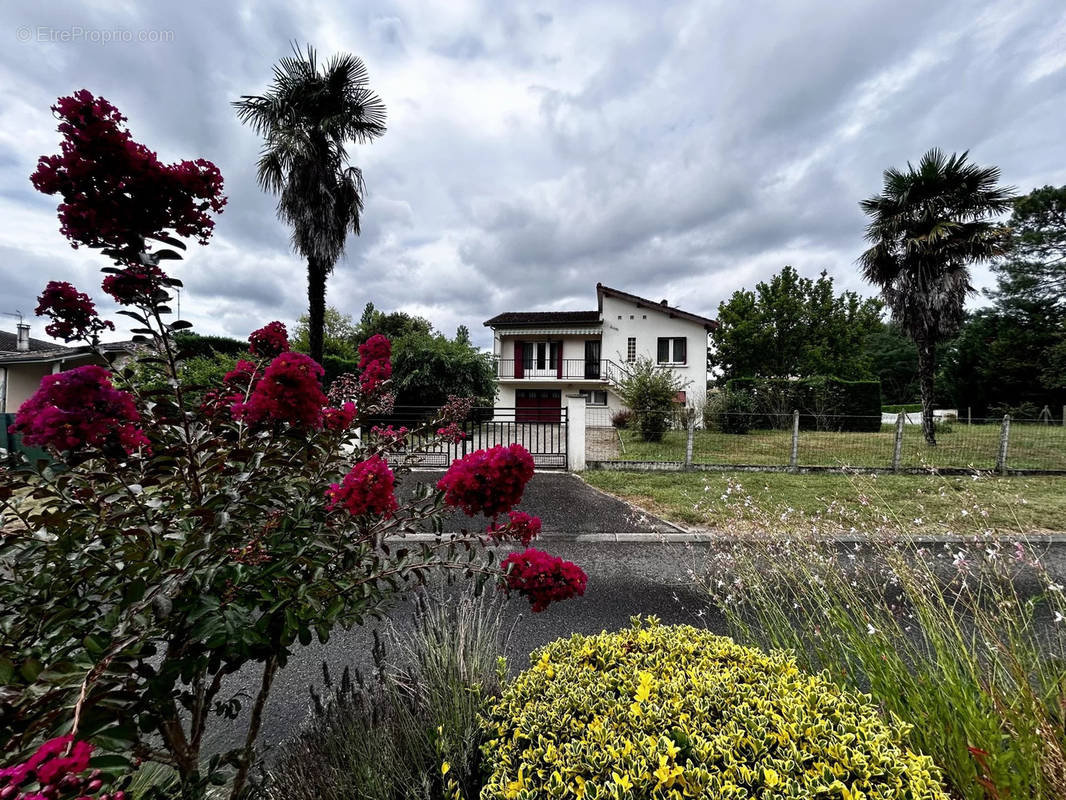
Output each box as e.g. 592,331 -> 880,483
483,283 -> 716,422
0,324 -> 135,414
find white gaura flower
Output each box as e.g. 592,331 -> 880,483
1049,583 -> 1063,593
866,623 -> 878,635
1055,612 -> 1065,624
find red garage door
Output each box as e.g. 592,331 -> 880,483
516,389 -> 561,423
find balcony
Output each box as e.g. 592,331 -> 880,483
494,358 -> 621,382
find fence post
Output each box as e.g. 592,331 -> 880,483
565,394 -> 586,471
892,412 -> 905,472
995,414 -> 1011,475
685,415 -> 695,468
789,410 -> 800,473
1062,405 -> 1065,428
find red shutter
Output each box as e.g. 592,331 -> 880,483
514,341 -> 524,379
556,340 -> 563,378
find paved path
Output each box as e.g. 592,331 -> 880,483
399,469 -> 679,534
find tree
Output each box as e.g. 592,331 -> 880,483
234,45 -> 386,362
710,266 -> 883,383
616,357 -> 685,441
292,306 -> 359,359
990,185 -> 1066,307
861,321 -> 919,405
455,324 -> 471,345
859,149 -> 1013,444
357,305 -> 433,342
391,332 -> 497,407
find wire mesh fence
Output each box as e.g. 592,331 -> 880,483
585,408 -> 1066,473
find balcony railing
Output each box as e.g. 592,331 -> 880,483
494,358 -> 621,381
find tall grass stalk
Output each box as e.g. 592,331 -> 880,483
257,587 -> 513,800
696,471 -> 1066,799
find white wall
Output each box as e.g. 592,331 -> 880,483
600,295 -> 709,406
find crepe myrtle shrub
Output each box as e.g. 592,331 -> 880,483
1,90 -> 585,800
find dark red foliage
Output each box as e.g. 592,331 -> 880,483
486,510 -> 542,546
101,263 -> 167,306
436,422 -> 466,443
10,365 -> 149,456
35,280 -> 114,342
248,321 -> 289,359
357,334 -> 392,394
325,455 -> 399,518
30,90 -> 226,255
237,352 -> 326,429
199,359 -> 258,419
436,444 -> 535,517
501,548 -> 588,612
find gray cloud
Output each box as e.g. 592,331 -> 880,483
1,0 -> 1065,351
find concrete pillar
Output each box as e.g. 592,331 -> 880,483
892,412 -> 905,472
996,414 -> 1011,475
566,394 -> 586,471
789,410 -> 800,473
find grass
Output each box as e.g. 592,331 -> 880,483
608,421 -> 1066,471
582,469 -> 1066,532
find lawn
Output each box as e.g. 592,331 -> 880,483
582,469 -> 1066,533
604,422 -> 1066,471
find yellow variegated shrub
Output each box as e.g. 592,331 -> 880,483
481,617 -> 948,800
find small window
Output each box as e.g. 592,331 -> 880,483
617,315 -> 622,320
642,314 -> 647,319
656,337 -> 687,364
579,389 -> 608,406
626,337 -> 636,362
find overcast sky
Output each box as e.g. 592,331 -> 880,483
2,1 -> 1065,350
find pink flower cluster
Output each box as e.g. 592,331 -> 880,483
437,444 -> 535,517
439,394 -> 475,424
248,321 -> 289,359
370,424 -> 409,446
436,423 -> 467,443
357,334 -> 392,394
323,402 -> 358,431
326,455 -> 398,518
200,359 -> 257,420
30,90 -> 226,255
0,736 -> 121,799
10,365 -> 149,456
35,281 -> 113,342
237,353 -> 326,429
501,548 -> 588,612
486,510 -> 542,546
100,263 -> 168,306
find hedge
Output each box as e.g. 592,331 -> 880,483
482,618 -> 948,800
726,376 -> 882,432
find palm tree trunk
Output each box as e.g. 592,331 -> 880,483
307,257 -> 327,364
917,337 -> 937,446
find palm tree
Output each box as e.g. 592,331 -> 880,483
860,149 -> 1013,444
234,44 -> 386,363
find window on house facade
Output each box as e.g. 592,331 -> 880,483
578,389 -> 608,406
626,337 -> 636,362
656,337 -> 687,364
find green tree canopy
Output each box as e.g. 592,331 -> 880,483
990,185 -> 1066,307
292,306 -> 359,359
710,266 -> 883,384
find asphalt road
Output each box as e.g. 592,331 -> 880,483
205,470 -> 1066,759
206,471 -> 699,755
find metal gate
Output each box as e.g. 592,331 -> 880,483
380,406 -> 568,470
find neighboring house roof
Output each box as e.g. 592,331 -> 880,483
0,331 -> 138,365
483,310 -> 601,327
596,283 -> 718,330
0,330 -> 68,354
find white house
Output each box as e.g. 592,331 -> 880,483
483,283 -> 716,422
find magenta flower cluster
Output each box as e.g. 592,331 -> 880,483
9,365 -> 149,456
30,90 -> 226,255
501,548 -> 588,612
0,736 -> 122,800
486,510 -> 542,546
100,263 -> 167,306
436,444 -> 535,517
34,281 -> 113,342
325,455 -> 399,518
357,334 -> 392,394
237,352 -> 327,429
248,321 -> 289,359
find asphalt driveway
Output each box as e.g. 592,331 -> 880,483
398,468 -> 680,535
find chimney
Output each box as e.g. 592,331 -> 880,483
16,323 -> 30,352
660,299 -> 668,306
